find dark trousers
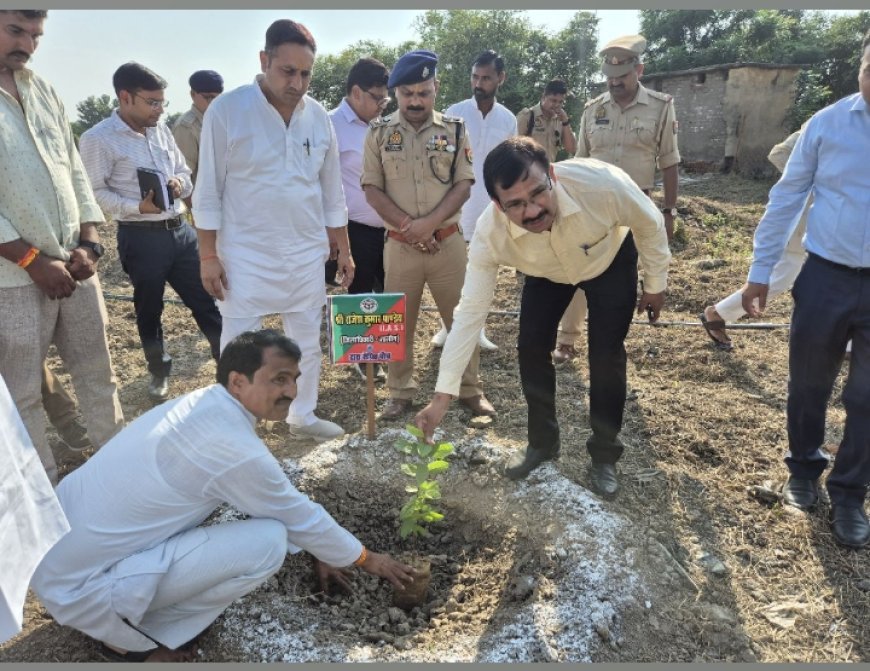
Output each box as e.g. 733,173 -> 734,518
117,223 -> 222,377
518,233 -> 638,464
347,220 -> 385,295
786,253 -> 870,508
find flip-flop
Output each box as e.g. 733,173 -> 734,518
699,312 -> 733,351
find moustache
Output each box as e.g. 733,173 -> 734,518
9,50 -> 30,61
276,396 -> 293,405
522,210 -> 548,227
406,106 -> 425,112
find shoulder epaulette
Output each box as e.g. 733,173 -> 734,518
584,93 -> 607,110
441,114 -> 463,124
647,89 -> 673,104
369,115 -> 392,129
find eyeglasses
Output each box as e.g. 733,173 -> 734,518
134,93 -> 168,110
501,175 -> 553,220
196,92 -> 220,102
363,89 -> 391,108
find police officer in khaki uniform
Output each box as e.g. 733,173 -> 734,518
361,50 -> 495,421
553,35 -> 680,364
171,70 -> 223,187
516,79 -> 577,162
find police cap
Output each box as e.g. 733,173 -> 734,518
600,35 -> 646,78
189,70 -> 224,94
387,50 -> 438,88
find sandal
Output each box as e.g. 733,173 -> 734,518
699,311 -> 733,351
98,643 -> 152,662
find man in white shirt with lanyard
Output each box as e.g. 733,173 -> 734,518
329,57 -> 391,382
32,330 -> 413,662
430,49 -> 518,352
195,19 -> 354,443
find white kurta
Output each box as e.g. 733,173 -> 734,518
0,373 -> 69,644
31,384 -> 360,651
444,98 -> 517,241
193,78 -> 348,318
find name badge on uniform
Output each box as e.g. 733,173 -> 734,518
386,130 -> 403,152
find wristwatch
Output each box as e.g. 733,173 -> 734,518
661,207 -> 678,216
77,240 -> 105,259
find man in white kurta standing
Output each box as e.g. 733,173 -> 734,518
31,330 -> 413,662
430,49 -> 518,352
194,19 -> 354,442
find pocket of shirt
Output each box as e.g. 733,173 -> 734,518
426,149 -> 453,183
33,123 -> 69,167
298,139 -> 328,182
383,152 -> 407,181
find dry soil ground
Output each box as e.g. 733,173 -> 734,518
2,171 -> 869,662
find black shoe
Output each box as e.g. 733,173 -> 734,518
148,375 -> 169,401
589,462 -> 619,498
830,505 -> 870,548
781,476 -> 818,511
504,446 -> 558,481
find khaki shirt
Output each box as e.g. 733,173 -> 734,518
434,158 -> 670,396
516,102 -> 564,162
361,110 -> 474,229
576,85 -> 680,190
172,105 -> 203,182
767,129 -> 801,174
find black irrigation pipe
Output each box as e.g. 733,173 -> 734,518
102,293 -> 791,330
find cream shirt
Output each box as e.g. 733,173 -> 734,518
0,68 -> 104,288
193,79 -> 347,318
435,158 -> 670,395
32,384 -> 360,651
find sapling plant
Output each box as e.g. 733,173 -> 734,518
394,424 -> 454,540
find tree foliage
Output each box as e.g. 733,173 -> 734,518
640,10 -> 870,126
71,94 -> 117,137
413,10 -> 600,123
309,39 -> 413,113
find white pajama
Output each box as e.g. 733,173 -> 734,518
112,519 -> 287,649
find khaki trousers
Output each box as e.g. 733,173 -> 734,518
556,289 -> 589,347
0,276 -> 124,484
384,232 -> 482,400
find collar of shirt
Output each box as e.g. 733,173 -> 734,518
253,74 -> 307,118
603,84 -> 649,110
213,384 -> 258,429
503,178 -> 582,241
396,109 -> 436,133
335,97 -> 369,126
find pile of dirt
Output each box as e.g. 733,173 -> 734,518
2,171 -> 868,663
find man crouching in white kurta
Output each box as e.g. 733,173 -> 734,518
193,19 -> 355,443
31,330 -> 414,663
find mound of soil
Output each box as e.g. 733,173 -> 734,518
2,172 -> 868,663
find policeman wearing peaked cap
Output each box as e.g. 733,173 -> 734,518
360,48 -> 495,422
553,33 -> 681,366
172,69 -> 224,184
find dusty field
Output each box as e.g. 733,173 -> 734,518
2,172 -> 868,662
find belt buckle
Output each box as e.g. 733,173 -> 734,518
164,217 -> 179,230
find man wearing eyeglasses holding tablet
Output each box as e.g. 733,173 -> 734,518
414,137 -> 670,498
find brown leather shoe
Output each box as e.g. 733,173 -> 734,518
459,394 -> 496,417
552,344 -> 577,365
380,397 -> 412,420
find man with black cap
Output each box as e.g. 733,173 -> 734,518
172,69 -> 223,185
553,34 -> 680,366
362,49 -> 495,422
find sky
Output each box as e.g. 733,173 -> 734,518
32,10 -> 642,117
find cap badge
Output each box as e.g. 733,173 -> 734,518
421,66 -> 430,78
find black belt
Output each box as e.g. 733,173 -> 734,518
118,217 -> 184,230
809,252 -> 870,275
